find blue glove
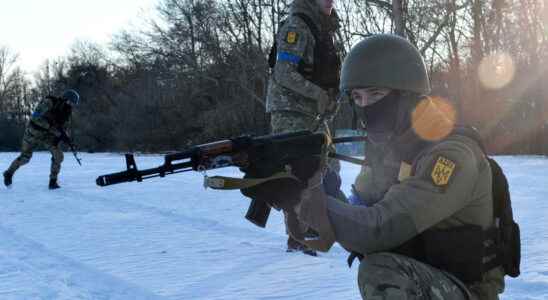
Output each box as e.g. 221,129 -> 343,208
348,185 -> 368,206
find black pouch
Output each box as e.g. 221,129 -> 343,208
502,220 -> 521,277
422,225 -> 485,283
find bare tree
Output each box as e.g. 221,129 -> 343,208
392,0 -> 406,36
7,0 -> 544,154
0,46 -> 32,149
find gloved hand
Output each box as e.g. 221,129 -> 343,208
55,128 -> 71,144
289,167 -> 337,252
52,129 -> 62,138
347,185 -> 366,206
240,156 -> 323,211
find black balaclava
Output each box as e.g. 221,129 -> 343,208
353,91 -> 428,162
354,91 -> 401,145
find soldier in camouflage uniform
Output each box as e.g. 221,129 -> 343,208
267,0 -> 342,255
3,89 -> 79,190
246,35 -> 509,299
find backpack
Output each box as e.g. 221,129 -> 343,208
45,96 -> 72,128
484,156 -> 521,277
454,126 -> 521,278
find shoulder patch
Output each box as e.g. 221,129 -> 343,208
398,161 -> 412,182
431,156 -> 456,186
286,31 -> 298,44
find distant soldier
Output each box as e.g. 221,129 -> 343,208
3,89 -> 80,189
267,0 -> 342,255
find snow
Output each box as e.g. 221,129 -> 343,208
0,152 -> 546,299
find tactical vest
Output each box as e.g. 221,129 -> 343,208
347,127 -> 521,284
392,127 -> 521,283
45,96 -> 72,127
268,13 -> 341,91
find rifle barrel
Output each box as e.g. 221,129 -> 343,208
96,160 -> 193,187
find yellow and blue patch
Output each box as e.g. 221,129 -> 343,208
431,156 -> 456,186
286,31 -> 298,44
277,52 -> 301,64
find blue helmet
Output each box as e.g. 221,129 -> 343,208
63,89 -> 80,106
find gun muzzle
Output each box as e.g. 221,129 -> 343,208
96,170 -> 138,186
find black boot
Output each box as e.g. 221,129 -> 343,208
3,171 -> 13,187
286,236 -> 317,256
48,178 -> 60,190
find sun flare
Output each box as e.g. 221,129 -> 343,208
478,52 -> 516,90
412,97 -> 457,141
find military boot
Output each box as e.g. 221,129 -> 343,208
3,170 -> 13,187
48,178 -> 60,190
286,236 -> 317,256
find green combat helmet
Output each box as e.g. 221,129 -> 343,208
340,34 -> 430,95
63,89 -> 80,106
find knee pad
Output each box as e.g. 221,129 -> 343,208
358,253 -> 410,299
358,253 -> 402,285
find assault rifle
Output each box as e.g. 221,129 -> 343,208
96,131 -> 366,227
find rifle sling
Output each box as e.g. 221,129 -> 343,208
204,171 -> 300,190
328,152 -> 366,166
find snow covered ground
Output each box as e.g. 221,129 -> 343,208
0,152 -> 546,300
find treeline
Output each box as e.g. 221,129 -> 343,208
1,0 -> 547,154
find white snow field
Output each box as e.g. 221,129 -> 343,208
0,152 -> 546,300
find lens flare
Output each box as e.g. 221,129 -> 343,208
543,1 -> 548,32
411,97 -> 457,141
544,12 -> 548,38
478,52 -> 515,90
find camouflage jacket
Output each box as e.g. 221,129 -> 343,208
28,96 -> 71,136
298,98 -> 505,299
266,0 -> 342,116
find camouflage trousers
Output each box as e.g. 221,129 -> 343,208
270,110 -> 318,134
5,126 -> 64,180
358,253 -> 473,300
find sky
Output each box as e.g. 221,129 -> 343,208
0,0 -> 158,74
